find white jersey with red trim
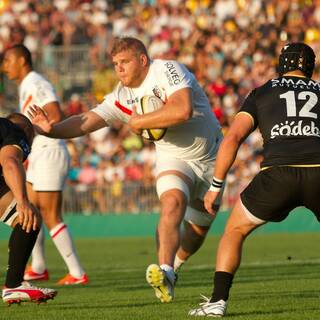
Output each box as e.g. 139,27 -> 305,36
19,71 -> 64,147
92,59 -> 222,161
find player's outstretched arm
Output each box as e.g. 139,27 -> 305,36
28,105 -> 107,139
204,113 -> 253,214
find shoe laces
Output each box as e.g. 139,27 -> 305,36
198,294 -> 211,306
21,281 -> 54,294
21,281 -> 35,288
198,295 -> 226,308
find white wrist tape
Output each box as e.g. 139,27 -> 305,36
209,176 -> 224,192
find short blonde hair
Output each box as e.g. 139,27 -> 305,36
110,37 -> 149,59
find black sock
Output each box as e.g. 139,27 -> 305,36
5,224 -> 39,288
210,271 -> 234,302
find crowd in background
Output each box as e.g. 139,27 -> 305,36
0,0 -> 319,213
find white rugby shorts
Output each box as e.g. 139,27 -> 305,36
26,144 -> 70,191
155,154 -> 223,226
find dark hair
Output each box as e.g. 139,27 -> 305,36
110,37 -> 149,60
7,112 -> 34,143
6,44 -> 33,67
278,42 -> 315,78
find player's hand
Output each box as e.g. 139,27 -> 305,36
128,106 -> 142,135
27,105 -> 54,134
16,200 -> 38,233
204,190 -> 219,216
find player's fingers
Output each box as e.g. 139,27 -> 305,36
32,214 -> 38,231
205,202 -> 214,215
22,210 -> 31,233
32,104 -> 41,112
21,213 -> 27,231
26,210 -> 34,233
27,108 -> 36,119
204,195 -> 215,215
18,211 -> 24,226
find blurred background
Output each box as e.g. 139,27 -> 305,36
0,0 -> 319,215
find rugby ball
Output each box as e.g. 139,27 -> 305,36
138,95 -> 167,141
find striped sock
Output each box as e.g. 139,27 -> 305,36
50,223 -> 85,278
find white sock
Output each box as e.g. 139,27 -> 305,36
160,264 -> 173,272
174,255 -> 185,272
31,225 -> 46,273
50,223 -> 85,278
160,264 -> 176,283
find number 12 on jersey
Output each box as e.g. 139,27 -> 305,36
280,90 -> 318,119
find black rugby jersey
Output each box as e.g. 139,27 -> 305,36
240,76 -> 320,167
0,118 -> 31,162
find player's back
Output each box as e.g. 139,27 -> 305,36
250,76 -> 320,167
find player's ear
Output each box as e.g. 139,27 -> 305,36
140,54 -> 148,67
18,55 -> 26,67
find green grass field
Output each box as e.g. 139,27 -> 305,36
0,233 -> 320,320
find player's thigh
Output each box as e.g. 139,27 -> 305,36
185,199 -> 215,229
185,158 -> 222,227
27,146 -> 69,192
156,156 -> 195,202
224,199 -> 264,236
240,167 -> 300,222
0,186 -> 19,228
26,182 -> 39,207
300,167 -> 320,219
188,158 -> 225,208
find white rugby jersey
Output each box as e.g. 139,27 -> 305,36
19,71 -> 64,147
93,59 -> 222,161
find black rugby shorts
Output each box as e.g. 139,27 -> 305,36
240,166 -> 320,222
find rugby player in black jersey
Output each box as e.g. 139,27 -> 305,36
189,42 -> 319,317
0,113 -> 56,305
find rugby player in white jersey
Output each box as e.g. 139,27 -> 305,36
28,37 -> 223,302
3,44 -> 88,285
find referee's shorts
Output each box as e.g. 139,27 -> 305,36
240,166 -> 320,222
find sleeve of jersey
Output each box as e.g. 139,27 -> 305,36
237,90 -> 258,129
31,81 -> 59,107
159,60 -> 192,97
91,93 -> 125,126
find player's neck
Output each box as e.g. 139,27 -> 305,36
17,68 -> 32,84
282,71 -> 307,78
129,65 -> 150,88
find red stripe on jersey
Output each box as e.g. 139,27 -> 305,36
22,95 -> 33,113
115,100 -> 132,115
51,224 -> 67,238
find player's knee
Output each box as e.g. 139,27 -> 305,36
40,210 -> 62,229
160,191 -> 185,212
223,223 -> 253,239
159,192 -> 186,227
